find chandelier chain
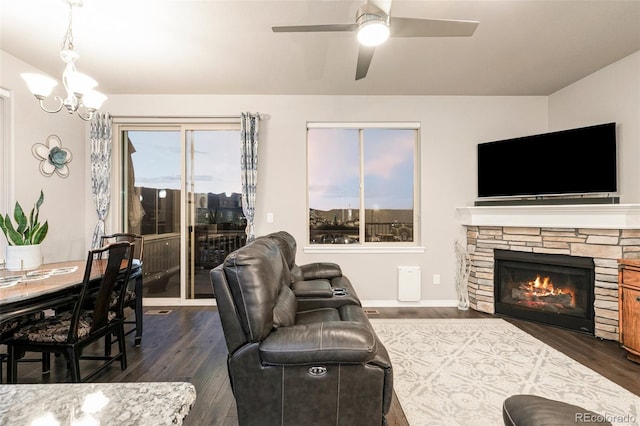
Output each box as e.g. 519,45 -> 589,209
61,2 -> 75,52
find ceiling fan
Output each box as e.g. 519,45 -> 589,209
272,0 -> 479,80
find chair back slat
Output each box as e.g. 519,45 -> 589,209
69,242 -> 133,340
100,233 -> 143,264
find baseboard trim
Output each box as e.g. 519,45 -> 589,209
362,299 -> 459,308
142,298 -> 460,308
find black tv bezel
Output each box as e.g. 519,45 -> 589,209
476,123 -> 617,200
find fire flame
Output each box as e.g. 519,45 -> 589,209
522,274 -> 574,300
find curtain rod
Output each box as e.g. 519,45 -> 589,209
109,114 -> 266,120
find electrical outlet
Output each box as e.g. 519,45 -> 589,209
266,212 -> 274,223
433,274 -> 441,285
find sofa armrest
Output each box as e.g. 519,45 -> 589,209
293,263 -> 342,281
291,280 -> 334,298
259,321 -> 376,364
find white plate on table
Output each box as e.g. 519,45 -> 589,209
0,275 -> 21,288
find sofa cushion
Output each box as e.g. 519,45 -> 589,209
273,285 -> 297,328
259,321 -> 377,364
295,308 -> 341,325
223,238 -> 286,341
264,231 -> 297,269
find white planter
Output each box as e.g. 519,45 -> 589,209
5,244 -> 43,271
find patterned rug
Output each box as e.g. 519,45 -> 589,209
370,318 -> 640,426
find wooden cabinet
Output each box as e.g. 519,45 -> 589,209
618,259 -> 640,364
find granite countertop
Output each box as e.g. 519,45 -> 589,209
0,381 -> 196,426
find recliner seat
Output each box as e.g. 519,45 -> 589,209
210,237 -> 393,426
263,231 -> 361,310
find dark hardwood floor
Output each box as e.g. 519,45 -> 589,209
7,306 -> 640,425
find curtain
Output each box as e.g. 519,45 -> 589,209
240,113 -> 260,241
90,113 -> 112,249
127,137 -> 145,230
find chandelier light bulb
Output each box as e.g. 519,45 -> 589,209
82,90 -> 107,110
21,73 -> 58,98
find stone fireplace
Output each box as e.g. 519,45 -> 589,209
457,204 -> 640,341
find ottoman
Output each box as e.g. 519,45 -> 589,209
503,394 -> 613,426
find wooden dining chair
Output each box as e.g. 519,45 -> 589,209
0,311 -> 49,383
100,233 -> 144,347
4,241 -> 134,383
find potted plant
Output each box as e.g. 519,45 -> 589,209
0,190 -> 48,271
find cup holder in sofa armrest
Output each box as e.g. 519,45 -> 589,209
291,280 -> 334,298
332,288 -> 348,297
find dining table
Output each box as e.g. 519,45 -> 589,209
0,259 -> 141,328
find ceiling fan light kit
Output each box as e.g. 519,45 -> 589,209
21,0 -> 106,121
272,0 -> 479,80
356,5 -> 390,47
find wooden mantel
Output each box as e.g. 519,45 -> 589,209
456,204 -> 640,229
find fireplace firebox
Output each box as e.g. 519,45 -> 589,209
494,250 -> 595,333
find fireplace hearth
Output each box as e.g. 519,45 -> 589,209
494,250 -> 595,333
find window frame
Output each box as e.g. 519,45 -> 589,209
112,118 -> 243,306
305,121 -> 423,254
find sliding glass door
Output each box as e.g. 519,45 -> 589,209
121,123 -> 242,304
185,128 -> 243,299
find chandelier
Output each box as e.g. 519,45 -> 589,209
21,0 -> 106,121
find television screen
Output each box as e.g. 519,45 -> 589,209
477,123 -> 617,198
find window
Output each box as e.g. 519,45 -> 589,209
307,123 -> 419,246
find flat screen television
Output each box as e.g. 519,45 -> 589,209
477,123 -> 617,199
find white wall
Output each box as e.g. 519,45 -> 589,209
549,51 -> 640,203
104,94 -> 548,304
0,51 -> 88,263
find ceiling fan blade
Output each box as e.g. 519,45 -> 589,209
272,23 -> 357,33
389,17 -> 479,37
368,0 -> 392,15
355,46 -> 376,80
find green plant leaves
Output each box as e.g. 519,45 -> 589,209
31,221 -> 48,245
0,190 -> 47,246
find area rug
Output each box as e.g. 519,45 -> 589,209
370,318 -> 640,426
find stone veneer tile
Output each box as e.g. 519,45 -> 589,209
503,227 -> 541,235
476,301 -> 494,313
595,274 -> 618,284
542,241 -> 570,249
570,243 -> 622,259
595,287 -> 619,297
596,281 -> 619,290
541,229 -> 579,236
622,229 -> 640,237
594,307 -> 618,320
621,238 -> 640,245
594,299 -> 618,310
594,258 -> 619,268
579,228 -> 621,236
505,246 -> 534,253
503,234 -> 542,242
533,247 -> 571,255
586,235 -> 620,245
541,236 -> 586,243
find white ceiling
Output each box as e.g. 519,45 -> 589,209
1,0 -> 639,96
